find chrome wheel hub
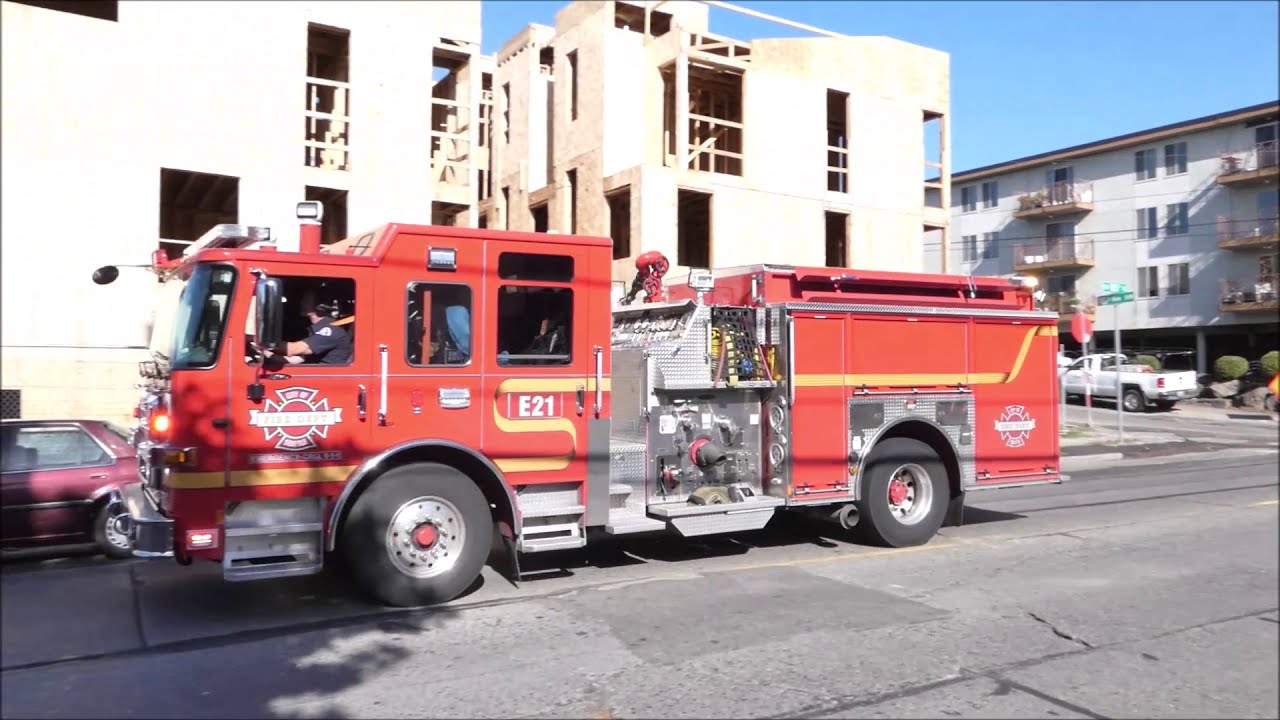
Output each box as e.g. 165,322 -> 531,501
386,496 -> 464,579
886,463 -> 933,526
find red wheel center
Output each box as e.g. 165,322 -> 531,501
412,523 -> 439,549
888,479 -> 909,505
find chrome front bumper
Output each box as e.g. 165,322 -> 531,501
120,482 -> 174,558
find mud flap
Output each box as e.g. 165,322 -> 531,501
943,492 -> 966,528
490,522 -> 521,588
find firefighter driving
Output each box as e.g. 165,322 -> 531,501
92,201 -> 1066,607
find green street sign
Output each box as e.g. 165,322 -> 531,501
1097,291 -> 1135,305
1101,282 -> 1131,295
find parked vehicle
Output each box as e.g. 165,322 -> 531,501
1059,353 -> 1199,412
1,419 -> 137,558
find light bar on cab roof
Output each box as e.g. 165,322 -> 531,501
182,224 -> 274,257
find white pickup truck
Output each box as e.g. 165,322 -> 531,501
1059,353 -> 1200,412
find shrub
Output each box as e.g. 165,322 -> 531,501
1261,350 -> 1279,378
1214,355 -> 1249,381
1134,354 -> 1161,371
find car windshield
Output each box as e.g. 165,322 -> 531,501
170,264 -> 237,370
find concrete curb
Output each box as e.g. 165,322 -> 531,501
1061,446 -> 1276,472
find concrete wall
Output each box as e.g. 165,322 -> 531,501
494,1 -> 951,284
0,0 -> 482,422
931,114 -> 1278,339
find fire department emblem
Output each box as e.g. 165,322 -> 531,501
994,404 -> 1036,448
249,387 -> 343,452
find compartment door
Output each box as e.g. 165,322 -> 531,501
788,314 -> 850,500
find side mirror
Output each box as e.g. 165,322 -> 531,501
254,275 -> 285,347
92,266 -> 120,285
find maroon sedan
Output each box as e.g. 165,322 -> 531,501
1,419 -> 138,558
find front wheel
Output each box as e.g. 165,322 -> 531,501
855,437 -> 949,548
93,501 -> 133,560
1122,387 -> 1146,413
340,463 -> 493,607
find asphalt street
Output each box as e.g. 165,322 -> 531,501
1061,401 -> 1279,449
2,450 -> 1277,719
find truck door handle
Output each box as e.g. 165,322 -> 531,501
576,385 -> 585,415
212,418 -> 230,429
357,384 -> 368,419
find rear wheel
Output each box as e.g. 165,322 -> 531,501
1122,387 -> 1146,413
1154,399 -> 1176,412
855,437 -> 949,548
340,463 -> 492,607
93,501 -> 132,560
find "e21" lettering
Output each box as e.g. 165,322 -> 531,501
514,394 -> 557,418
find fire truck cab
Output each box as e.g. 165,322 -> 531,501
100,203 -> 1065,607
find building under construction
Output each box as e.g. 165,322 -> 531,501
483,0 -> 952,287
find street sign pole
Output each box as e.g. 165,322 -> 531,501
1115,303 -> 1123,445
1097,281 -> 1134,445
1084,337 -> 1093,428
1071,311 -> 1094,430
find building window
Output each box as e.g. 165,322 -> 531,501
1135,207 -> 1157,240
1164,142 -> 1187,175
982,232 -> 999,259
567,50 -> 579,121
825,211 -> 848,267
10,1 -> 118,21
0,389 -> 20,420
607,188 -> 631,260
159,168 -> 239,260
826,90 -> 850,193
981,181 -> 998,209
960,187 -> 976,213
305,23 -> 351,171
406,283 -> 472,366
961,234 -> 978,262
1165,202 -> 1189,236
1165,263 -> 1190,296
1137,266 -> 1158,297
1134,149 -> 1156,181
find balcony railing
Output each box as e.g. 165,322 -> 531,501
1217,215 -> 1280,250
1012,237 -> 1096,272
1219,273 -> 1279,313
305,77 -> 351,171
1013,181 -> 1095,219
1217,140 -> 1280,186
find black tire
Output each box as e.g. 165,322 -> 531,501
1154,399 -> 1176,412
855,437 -> 949,548
1122,387 -> 1146,413
93,501 -> 133,560
340,462 -> 492,607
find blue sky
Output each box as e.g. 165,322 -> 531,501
480,1 -> 1280,172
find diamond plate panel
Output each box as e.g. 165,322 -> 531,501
515,483 -> 583,514
607,442 -> 648,521
847,392 -> 976,499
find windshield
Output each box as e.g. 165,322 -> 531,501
169,264 -> 238,370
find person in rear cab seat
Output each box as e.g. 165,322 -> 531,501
257,289 -> 353,365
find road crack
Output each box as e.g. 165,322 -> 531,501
1026,611 -> 1095,649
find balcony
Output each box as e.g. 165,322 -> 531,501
1217,215 -> 1280,251
304,77 -> 351,171
1219,273 -> 1279,313
1012,237 -> 1096,272
1013,181 -> 1095,220
1217,141 -> 1279,187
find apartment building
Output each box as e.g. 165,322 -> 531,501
1,0 -> 488,421
929,101 -> 1279,373
483,0 -> 952,290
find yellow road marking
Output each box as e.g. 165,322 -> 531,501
1250,499 -> 1279,507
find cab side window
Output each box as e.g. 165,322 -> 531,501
495,252 -> 574,367
244,275 -> 356,367
407,283 -> 472,366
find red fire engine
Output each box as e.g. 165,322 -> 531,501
94,202 -> 1065,607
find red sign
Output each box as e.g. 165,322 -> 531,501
1070,311 -> 1093,344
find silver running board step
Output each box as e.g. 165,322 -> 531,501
648,496 -> 784,538
222,499 -> 325,581
605,517 -> 667,535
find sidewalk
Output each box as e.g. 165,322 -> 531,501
1057,422 -> 1276,472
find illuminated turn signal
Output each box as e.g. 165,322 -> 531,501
185,530 -> 218,550
150,413 -> 171,435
